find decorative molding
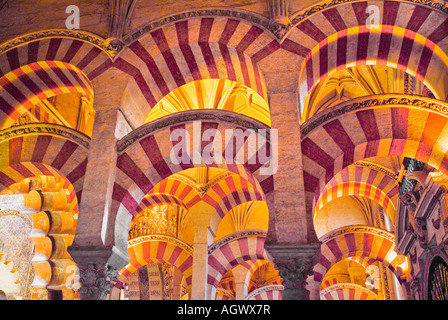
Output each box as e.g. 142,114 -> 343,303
0,29 -> 118,60
319,225 -> 395,243
301,94 -> 448,137
117,110 -> 271,153
352,161 -> 397,180
0,123 -> 90,150
128,234 -> 193,255
289,0 -> 448,39
268,0 -> 291,39
208,229 -> 267,255
122,8 -> 276,44
121,1 -> 448,45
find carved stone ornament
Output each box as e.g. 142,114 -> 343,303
400,190 -> 420,214
0,29 -> 118,59
77,264 -> 119,300
274,256 -> 313,290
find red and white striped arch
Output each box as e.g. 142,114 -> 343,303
246,285 -> 283,300
0,36 -> 111,79
0,124 -> 90,204
0,35 -> 113,128
298,26 -> 448,106
110,16 -> 278,110
315,165 -> 399,224
301,95 -> 448,196
0,61 -> 93,129
112,112 -> 273,252
134,173 -> 265,240
118,237 -> 193,288
313,226 -> 408,284
320,283 -> 379,300
286,1 -> 448,104
207,233 -> 269,299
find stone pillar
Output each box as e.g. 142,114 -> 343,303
267,91 -> 309,243
68,106 -> 132,299
264,91 -> 321,299
73,107 -> 127,246
190,204 -> 211,300
232,265 -> 249,300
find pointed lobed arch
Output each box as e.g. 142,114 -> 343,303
301,94 -> 448,198
315,164 -> 399,224
112,110 -> 274,254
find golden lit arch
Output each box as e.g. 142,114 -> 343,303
145,79 -> 271,126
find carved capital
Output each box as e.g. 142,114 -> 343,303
77,263 -> 119,300
67,244 -> 129,300
274,256 -> 314,290
265,243 -> 320,299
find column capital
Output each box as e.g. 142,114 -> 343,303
68,245 -> 129,300
265,242 -> 321,299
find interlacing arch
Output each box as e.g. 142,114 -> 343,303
136,171 -> 266,241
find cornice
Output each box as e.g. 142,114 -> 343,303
122,7 -> 276,44
208,229 -> 267,255
0,123 -> 90,150
0,29 -> 118,60
352,161 -> 397,180
319,225 -> 395,243
117,110 -> 271,153
128,234 -> 193,255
